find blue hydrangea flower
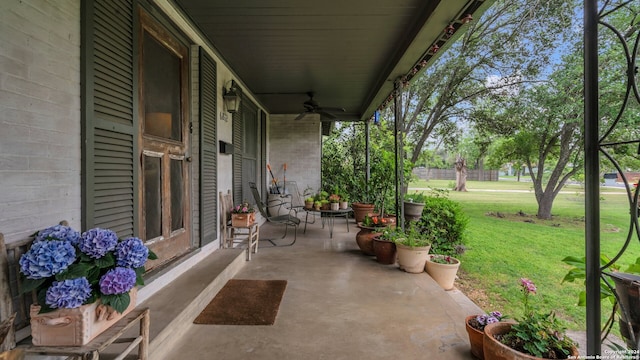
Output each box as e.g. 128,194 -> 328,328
45,277 -> 92,309
35,225 -> 80,245
115,237 -> 149,268
99,267 -> 136,295
19,240 -> 76,279
78,228 -> 118,259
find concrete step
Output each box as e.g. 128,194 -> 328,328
145,249 -> 246,359
91,248 -> 246,360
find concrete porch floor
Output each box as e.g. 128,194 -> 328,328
149,215 -> 483,360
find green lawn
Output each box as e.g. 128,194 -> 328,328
410,179 -> 638,332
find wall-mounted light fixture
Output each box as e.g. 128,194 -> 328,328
223,80 -> 241,113
462,14 -> 473,24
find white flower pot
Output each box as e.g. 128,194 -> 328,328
396,243 -> 431,273
425,255 -> 460,290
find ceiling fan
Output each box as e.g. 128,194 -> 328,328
295,92 -> 345,121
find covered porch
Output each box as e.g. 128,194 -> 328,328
123,218 -> 484,359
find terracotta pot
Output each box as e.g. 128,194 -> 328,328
352,202 -> 375,223
373,237 -> 396,265
396,243 -> 431,273
355,224 -> 381,256
465,315 -> 485,360
425,255 -> 461,290
483,322 -> 579,360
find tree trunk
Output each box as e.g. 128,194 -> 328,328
454,155 -> 467,192
536,192 -> 554,220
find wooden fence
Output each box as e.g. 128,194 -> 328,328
412,168 -> 499,181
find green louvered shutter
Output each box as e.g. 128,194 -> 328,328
82,0 -> 137,237
199,48 -> 217,246
232,98 -> 244,204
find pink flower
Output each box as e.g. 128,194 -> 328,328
520,278 -> 537,294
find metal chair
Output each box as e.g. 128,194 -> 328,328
219,190 -> 259,260
278,181 -> 317,225
249,182 -> 300,246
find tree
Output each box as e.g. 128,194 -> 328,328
454,155 -> 468,192
381,0 -> 576,166
481,47 -> 584,219
481,2 -> 640,219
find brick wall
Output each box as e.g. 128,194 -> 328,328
268,114 -> 322,195
0,0 -> 81,241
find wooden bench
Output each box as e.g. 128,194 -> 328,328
0,223 -> 150,359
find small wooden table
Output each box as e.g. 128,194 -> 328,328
303,207 -> 352,238
21,308 -> 150,360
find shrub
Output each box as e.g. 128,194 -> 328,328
415,195 -> 468,256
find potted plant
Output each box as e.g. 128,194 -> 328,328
483,278 -> 578,359
320,199 -> 330,210
19,224 -> 156,346
425,254 -> 461,290
403,191 -> 426,221
305,196 -> 315,209
231,202 -> 256,226
393,224 -> 431,273
415,190 -> 468,258
562,255 -> 640,349
328,194 -> 340,211
356,214 -> 392,256
465,311 -> 507,360
372,228 -> 399,265
339,193 -> 350,210
350,176 -> 377,222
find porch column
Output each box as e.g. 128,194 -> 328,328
394,78 -> 404,230
584,0 -> 601,355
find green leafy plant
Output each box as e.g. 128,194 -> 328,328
404,191 -> 427,203
415,193 -> 468,256
392,224 -> 430,248
561,254 -> 624,306
377,227 -> 402,242
499,278 -> 576,358
562,255 -> 640,345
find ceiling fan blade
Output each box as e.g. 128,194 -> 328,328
294,112 -> 308,121
318,111 -> 337,119
317,106 -> 345,113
